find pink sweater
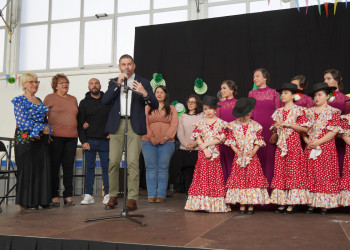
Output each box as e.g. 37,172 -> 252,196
43,93 -> 78,138
142,105 -> 178,143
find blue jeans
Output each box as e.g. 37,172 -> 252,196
141,141 -> 175,198
84,139 -> 109,195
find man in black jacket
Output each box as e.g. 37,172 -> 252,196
78,78 -> 111,205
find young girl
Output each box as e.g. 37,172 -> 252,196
185,95 -> 230,213
224,97 -> 269,214
339,110 -> 350,206
270,83 -> 310,214
304,83 -> 342,215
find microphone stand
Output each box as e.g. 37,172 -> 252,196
85,79 -> 146,226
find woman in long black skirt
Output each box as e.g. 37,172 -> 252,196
12,72 -> 52,210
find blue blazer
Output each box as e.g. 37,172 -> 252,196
102,74 -> 158,135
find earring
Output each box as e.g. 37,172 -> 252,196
24,87 -> 26,93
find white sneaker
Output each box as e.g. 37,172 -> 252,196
102,194 -> 110,205
80,194 -> 95,205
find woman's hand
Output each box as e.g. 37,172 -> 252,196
203,149 -> 212,159
48,137 -> 53,144
43,126 -> 50,135
150,137 -> 159,145
186,142 -> 197,151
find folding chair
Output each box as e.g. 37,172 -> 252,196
0,140 -> 17,213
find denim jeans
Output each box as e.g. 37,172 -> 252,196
84,139 -> 109,195
141,141 -> 175,198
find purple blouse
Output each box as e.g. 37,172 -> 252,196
295,93 -> 313,108
217,98 -> 238,122
329,91 -> 350,115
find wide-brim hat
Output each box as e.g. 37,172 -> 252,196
202,95 -> 221,108
306,82 -> 337,97
276,83 -> 299,93
194,78 -> 208,95
232,97 -> 256,117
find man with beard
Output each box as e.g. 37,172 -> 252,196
78,78 -> 111,205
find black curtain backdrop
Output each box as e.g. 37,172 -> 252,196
134,3 -> 350,103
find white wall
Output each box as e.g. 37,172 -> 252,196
0,70 -> 119,139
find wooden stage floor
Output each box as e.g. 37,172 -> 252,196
1,191 -> 350,249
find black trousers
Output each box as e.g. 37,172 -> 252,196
49,136 -> 77,198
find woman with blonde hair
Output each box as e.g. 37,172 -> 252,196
12,72 -> 52,210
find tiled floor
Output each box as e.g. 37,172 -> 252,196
1,192 -> 350,249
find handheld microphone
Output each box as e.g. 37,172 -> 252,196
123,70 -> 128,93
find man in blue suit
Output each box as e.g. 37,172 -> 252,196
102,54 -> 158,211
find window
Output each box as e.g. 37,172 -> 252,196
20,0 -> 49,24
50,22 -> 80,69
52,0 -> 80,20
153,10 -> 188,25
84,0 -> 114,17
250,0 -> 290,13
19,25 -> 48,71
208,3 -> 247,18
84,20 -> 113,65
116,14 -> 150,60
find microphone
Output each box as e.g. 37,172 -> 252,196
123,70 -> 128,93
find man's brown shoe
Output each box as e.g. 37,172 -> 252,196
156,197 -> 165,203
105,197 -> 118,210
126,199 -> 137,211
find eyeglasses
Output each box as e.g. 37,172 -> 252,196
27,81 -> 40,85
187,101 -> 196,104
58,82 -> 70,85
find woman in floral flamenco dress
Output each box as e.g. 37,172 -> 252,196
303,83 -> 342,215
270,83 -> 310,215
185,96 -> 230,213
339,110 -> 350,207
224,97 -> 269,215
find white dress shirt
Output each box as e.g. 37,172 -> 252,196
120,73 -> 135,116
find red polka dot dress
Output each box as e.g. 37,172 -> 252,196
304,106 -> 341,208
270,105 -> 310,205
185,118 -> 231,212
224,119 -> 270,205
339,114 -> 350,206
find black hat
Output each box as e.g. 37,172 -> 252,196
232,97 -> 256,117
202,95 -> 222,108
306,82 -> 337,97
276,83 -> 299,93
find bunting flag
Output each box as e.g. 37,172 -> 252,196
268,0 -> 270,5
5,74 -> 10,86
317,0 -> 321,15
325,2 -> 329,18
295,0 -> 300,12
306,0 -> 309,14
334,0 -> 338,14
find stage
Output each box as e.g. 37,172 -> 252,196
1,191 -> 350,249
